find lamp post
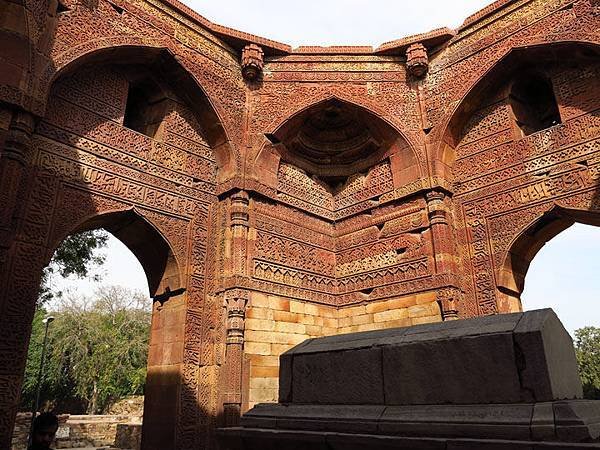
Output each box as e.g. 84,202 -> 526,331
28,315 -> 54,446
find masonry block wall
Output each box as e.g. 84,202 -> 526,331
0,0 -> 598,448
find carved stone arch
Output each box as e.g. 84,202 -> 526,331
48,207 -> 183,295
252,95 -> 422,192
36,39 -> 236,178
434,40 -> 600,181
497,204 -> 600,311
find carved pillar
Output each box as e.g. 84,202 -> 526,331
0,110 -> 35,253
222,289 -> 249,426
426,190 -> 463,320
221,190 -> 251,425
241,44 -> 264,81
426,190 -> 456,274
0,110 -> 39,448
229,190 -> 249,276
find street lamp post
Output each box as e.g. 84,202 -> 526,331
28,315 -> 55,446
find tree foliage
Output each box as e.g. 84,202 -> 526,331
23,286 -> 151,413
38,230 -> 109,305
575,326 -> 600,400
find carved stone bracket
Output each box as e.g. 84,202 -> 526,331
436,286 -> 463,320
241,44 -> 264,81
406,43 -> 429,78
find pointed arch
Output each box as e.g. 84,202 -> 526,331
37,40 -> 234,174
48,208 -> 182,296
498,205 -> 600,306
254,96 -> 423,190
434,40 -> 600,179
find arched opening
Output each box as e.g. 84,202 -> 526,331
73,210 -> 180,295
508,72 -> 561,137
46,45 -> 235,182
23,230 -> 150,416
438,42 -> 600,181
21,209 -> 184,446
269,98 -> 418,190
521,223 -> 600,336
497,207 -> 600,315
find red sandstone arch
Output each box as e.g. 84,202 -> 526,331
38,41 -> 235,178
47,208 -> 182,295
252,96 -> 422,191
497,204 -> 600,311
435,40 -> 600,180
44,206 -> 189,449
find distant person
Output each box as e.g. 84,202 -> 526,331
29,412 -> 58,450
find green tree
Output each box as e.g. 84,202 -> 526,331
22,286 -> 151,413
38,230 -> 109,305
575,326 -> 600,400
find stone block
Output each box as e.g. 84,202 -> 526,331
290,347 -> 384,404
250,377 -> 279,390
274,321 -> 306,334
373,308 -> 408,323
338,305 -> 366,318
246,318 -> 275,331
245,342 -> 271,356
305,324 -> 323,335
247,307 -> 273,320
272,310 -> 299,322
289,301 -> 305,314
278,309 -> 583,406
250,293 -> 270,308
268,296 -> 290,311
415,291 -> 437,304
298,314 -> 315,325
249,355 -> 279,367
250,366 -> 279,378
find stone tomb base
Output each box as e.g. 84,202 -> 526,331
218,309 -> 600,449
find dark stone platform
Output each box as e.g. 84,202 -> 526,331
218,309 -> 600,449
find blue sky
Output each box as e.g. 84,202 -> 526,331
51,0 -> 600,337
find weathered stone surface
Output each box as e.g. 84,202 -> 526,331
218,427 -> 600,450
280,309 -> 582,405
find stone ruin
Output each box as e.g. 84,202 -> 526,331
0,0 -> 598,448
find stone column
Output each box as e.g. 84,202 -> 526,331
0,110 -> 35,254
229,190 -> 249,277
426,190 -> 456,274
221,190 -> 251,425
0,109 -> 38,449
426,190 -> 463,320
222,289 -> 249,426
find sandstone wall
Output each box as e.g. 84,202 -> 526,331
244,291 -> 442,407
